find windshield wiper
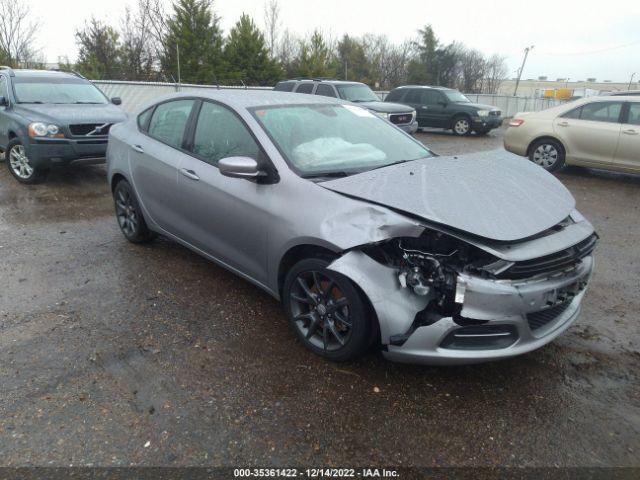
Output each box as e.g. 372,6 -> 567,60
18,101 -> 44,104
367,159 -> 419,172
301,171 -> 351,179
73,101 -> 102,104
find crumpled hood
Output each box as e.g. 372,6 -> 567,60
14,103 -> 128,125
359,101 -> 414,114
320,150 -> 576,242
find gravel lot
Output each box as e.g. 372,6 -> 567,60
0,126 -> 638,468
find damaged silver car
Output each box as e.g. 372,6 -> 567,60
107,91 -> 597,365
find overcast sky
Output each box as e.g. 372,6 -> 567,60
29,0 -> 640,83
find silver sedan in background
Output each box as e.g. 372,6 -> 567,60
107,91 -> 597,365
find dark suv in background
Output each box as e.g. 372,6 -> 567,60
386,85 -> 503,136
0,67 -> 127,183
274,79 -> 418,134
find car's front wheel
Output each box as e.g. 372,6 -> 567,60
6,139 -> 47,184
529,139 -> 565,171
452,115 -> 471,136
283,257 -> 372,362
113,179 -> 157,243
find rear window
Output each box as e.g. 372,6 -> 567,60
274,81 -> 296,92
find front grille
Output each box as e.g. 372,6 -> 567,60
497,234 -> 598,280
489,110 -> 501,117
527,301 -> 572,331
69,123 -> 112,136
389,113 -> 413,125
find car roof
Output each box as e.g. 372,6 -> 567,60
278,79 -> 365,86
392,85 -> 453,91
147,89 -> 345,112
12,69 -> 77,78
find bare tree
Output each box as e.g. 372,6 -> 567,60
483,54 -> 508,94
458,48 -> 486,93
264,0 -> 281,58
364,34 -> 412,89
0,0 -> 40,65
120,5 -> 158,80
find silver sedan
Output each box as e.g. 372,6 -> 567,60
107,91 -> 597,365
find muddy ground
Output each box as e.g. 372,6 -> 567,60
0,126 -> 638,467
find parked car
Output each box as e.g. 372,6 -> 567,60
108,90 -> 597,365
600,90 -> 640,96
0,67 -> 127,183
504,96 -> 640,172
274,79 -> 418,134
385,85 -> 503,136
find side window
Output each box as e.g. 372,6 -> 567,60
192,101 -> 260,166
0,76 -> 6,98
404,89 -> 422,103
385,89 -> 404,102
424,91 -> 442,106
148,99 -> 195,148
562,106 -> 582,119
315,84 -> 336,98
274,81 -> 295,92
627,103 -> 640,126
296,83 -> 315,94
579,102 -> 623,123
137,107 -> 153,132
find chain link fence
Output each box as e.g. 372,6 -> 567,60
94,80 -> 562,117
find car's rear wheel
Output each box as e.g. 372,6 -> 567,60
113,179 -> 157,243
452,115 -> 471,136
283,258 -> 372,362
6,139 -> 48,184
529,139 -> 565,171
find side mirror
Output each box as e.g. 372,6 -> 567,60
0,96 -> 8,107
218,156 -> 264,180
111,97 -> 122,105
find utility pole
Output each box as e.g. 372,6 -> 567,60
629,72 -> 637,90
513,45 -> 534,96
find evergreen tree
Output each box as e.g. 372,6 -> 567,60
407,24 -> 439,85
222,14 -> 281,85
293,31 -> 334,78
75,18 -> 123,79
336,35 -> 371,83
160,0 -> 224,84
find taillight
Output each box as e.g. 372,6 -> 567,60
509,118 -> 525,127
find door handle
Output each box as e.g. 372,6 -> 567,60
179,168 -> 200,181
557,121 -> 569,127
622,129 -> 639,135
131,144 -> 144,153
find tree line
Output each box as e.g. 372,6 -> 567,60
2,0 -> 508,93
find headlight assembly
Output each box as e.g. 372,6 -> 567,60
477,110 -> 491,117
28,122 -> 64,138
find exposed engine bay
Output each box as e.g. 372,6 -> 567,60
361,232 -> 495,318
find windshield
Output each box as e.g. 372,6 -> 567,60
13,77 -> 108,104
252,104 -> 432,176
444,90 -> 471,103
336,84 -> 380,103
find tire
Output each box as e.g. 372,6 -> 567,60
6,138 -> 48,184
452,115 -> 471,136
528,138 -> 566,172
113,179 -> 157,243
283,257 -> 372,362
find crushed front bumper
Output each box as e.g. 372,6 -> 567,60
329,251 -> 594,366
